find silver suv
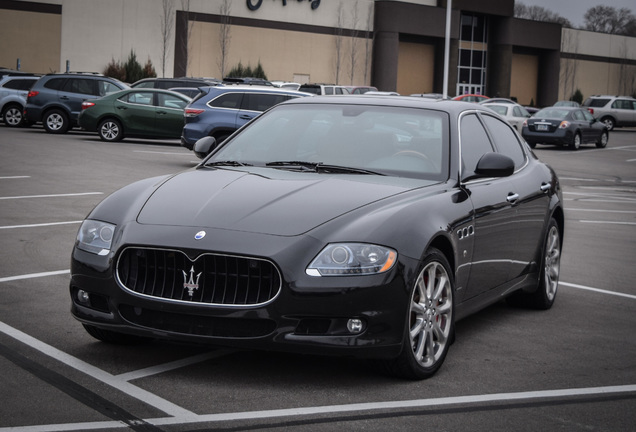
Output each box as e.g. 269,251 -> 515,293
0,75 -> 39,127
298,83 -> 351,95
583,95 -> 636,131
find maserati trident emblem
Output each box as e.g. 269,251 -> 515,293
182,266 -> 202,298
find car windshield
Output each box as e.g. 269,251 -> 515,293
535,108 -> 569,119
207,103 -> 450,180
488,105 -> 508,115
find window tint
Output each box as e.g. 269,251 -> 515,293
2,79 -> 35,90
44,78 -> 65,90
121,91 -> 154,106
242,93 -> 287,112
460,113 -> 494,180
134,81 -> 154,88
156,80 -> 179,89
572,110 -> 584,121
62,78 -> 95,95
612,99 -> 635,110
209,93 -> 243,109
158,93 -> 188,109
582,110 -> 595,122
98,80 -> 121,96
324,87 -> 334,95
482,114 -> 525,169
584,98 -> 610,108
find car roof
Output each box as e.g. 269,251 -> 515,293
280,94 -> 488,114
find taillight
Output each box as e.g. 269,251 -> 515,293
27,90 -> 39,98
81,101 -> 95,110
559,121 -> 570,129
587,108 -> 594,115
185,108 -> 205,117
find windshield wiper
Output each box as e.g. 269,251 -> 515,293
314,164 -> 385,176
206,160 -> 252,167
266,161 -> 383,175
265,161 -> 318,171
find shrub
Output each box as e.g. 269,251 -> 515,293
570,89 -> 583,104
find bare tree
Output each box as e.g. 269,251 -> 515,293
348,1 -> 359,85
180,0 -> 194,76
334,2 -> 344,85
217,0 -> 232,79
362,3 -> 373,84
159,0 -> 174,78
584,6 -> 636,35
560,30 -> 579,101
515,2 -> 572,27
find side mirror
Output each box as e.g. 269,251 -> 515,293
193,136 -> 217,159
474,152 -> 515,178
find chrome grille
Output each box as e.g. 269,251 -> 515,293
116,247 -> 281,306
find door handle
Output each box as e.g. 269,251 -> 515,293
239,115 -> 253,120
157,111 -> 167,115
116,106 -> 127,110
540,182 -> 551,192
506,192 -> 519,203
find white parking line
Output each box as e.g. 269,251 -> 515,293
0,192 -> 102,200
0,176 -> 30,180
115,350 -> 235,381
0,221 -> 82,230
579,220 -> 636,225
0,270 -> 69,283
0,321 -> 196,418
560,282 -> 636,300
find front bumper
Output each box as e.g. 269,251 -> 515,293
70,228 -> 412,359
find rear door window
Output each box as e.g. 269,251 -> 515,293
209,93 -> 243,109
242,93 -> 288,112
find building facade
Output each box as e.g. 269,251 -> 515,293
1,0 -> 635,106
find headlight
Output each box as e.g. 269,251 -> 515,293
76,220 -> 116,256
306,243 -> 397,276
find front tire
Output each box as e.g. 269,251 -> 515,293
571,132 -> 581,150
596,130 -> 608,148
98,118 -> 123,142
43,109 -> 69,134
384,248 -> 454,379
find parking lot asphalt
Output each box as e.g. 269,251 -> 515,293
1,125 -> 635,431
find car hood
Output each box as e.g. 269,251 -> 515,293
137,167 -> 425,236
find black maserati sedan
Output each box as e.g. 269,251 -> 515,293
70,96 -> 564,379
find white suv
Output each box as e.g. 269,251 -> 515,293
0,75 -> 39,127
298,84 -> 351,95
583,95 -> 636,130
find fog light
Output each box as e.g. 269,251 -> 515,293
347,319 -> 363,334
77,289 -> 90,304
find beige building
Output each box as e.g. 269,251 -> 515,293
1,0 -> 635,106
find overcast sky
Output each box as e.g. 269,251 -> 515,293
518,0 -> 635,28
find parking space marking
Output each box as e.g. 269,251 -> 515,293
567,208 -> 636,214
0,321 -> 196,418
115,350 -> 235,382
0,221 -> 82,230
0,176 -> 30,180
579,220 -> 636,225
0,270 -> 69,283
0,192 -> 102,200
132,150 -> 192,156
561,282 -> 636,300
1,383 -> 635,431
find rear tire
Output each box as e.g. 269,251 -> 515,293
43,109 -> 69,134
2,104 -> 24,127
383,248 -> 454,379
507,218 -> 561,310
600,116 -> 615,131
83,324 -> 151,345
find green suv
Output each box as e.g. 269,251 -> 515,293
24,73 -> 128,133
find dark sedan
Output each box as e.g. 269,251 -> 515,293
70,96 -> 564,379
78,88 -> 191,141
522,106 -> 608,150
